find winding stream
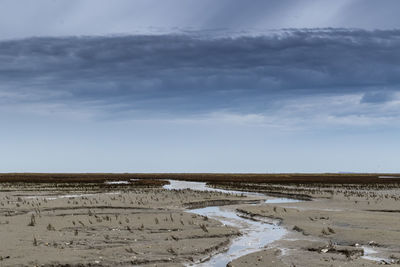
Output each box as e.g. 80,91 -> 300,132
163,180 -> 389,266
22,179 -> 388,265
163,180 -> 300,267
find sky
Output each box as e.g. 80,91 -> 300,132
1,0 -> 400,173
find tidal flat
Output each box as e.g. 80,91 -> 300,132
0,174 -> 399,266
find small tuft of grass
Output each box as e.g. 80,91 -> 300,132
46,223 -> 55,231
200,224 -> 209,233
28,214 -> 36,226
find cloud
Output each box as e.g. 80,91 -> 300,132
1,0 -> 400,40
360,91 -> 397,104
1,29 -> 400,129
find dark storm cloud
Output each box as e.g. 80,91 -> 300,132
1,29 -> 400,118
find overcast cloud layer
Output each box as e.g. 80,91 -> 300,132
1,1 -> 400,172
1,0 -> 400,40
1,29 -> 400,129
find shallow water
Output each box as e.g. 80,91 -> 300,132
163,180 -> 298,267
362,246 -> 390,262
379,175 -> 400,179
264,198 -> 301,204
163,180 -> 265,197
190,206 -> 286,267
105,180 -> 130,185
164,180 -> 390,266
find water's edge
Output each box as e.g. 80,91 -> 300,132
163,180 -> 299,267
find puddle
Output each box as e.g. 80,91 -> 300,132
104,181 -> 130,185
264,198 -> 301,204
362,246 -> 391,263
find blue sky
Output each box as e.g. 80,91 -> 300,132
1,1 -> 400,172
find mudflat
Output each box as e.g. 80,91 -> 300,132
1,174 -> 400,266
0,181 -> 259,266
218,181 -> 400,266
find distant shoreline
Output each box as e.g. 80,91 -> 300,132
0,173 -> 399,184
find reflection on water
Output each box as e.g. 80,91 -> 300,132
104,180 -> 130,184
190,206 -> 286,267
164,180 -> 265,197
362,246 -> 390,262
265,198 -> 301,204
163,180 -> 299,267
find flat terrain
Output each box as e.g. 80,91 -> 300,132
1,173 -> 400,266
1,172 -> 400,184
0,181 -> 259,266
219,181 -> 400,266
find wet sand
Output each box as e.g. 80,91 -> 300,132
1,179 -> 400,266
221,182 -> 400,266
0,182 -> 261,266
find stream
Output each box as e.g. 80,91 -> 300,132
23,179 -> 387,265
163,180 -> 300,267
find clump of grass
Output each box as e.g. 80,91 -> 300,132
28,214 -> 36,226
47,223 -> 55,231
292,225 -> 308,235
200,224 -> 209,233
321,228 -> 329,235
292,225 -> 303,232
327,227 -> 335,234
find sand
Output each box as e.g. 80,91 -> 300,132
222,182 -> 400,266
0,183 -> 260,266
1,180 -> 400,266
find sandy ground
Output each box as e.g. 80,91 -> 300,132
224,183 -> 400,266
1,181 -> 400,266
0,183 -> 261,267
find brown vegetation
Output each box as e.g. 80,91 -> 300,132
0,173 -> 399,184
